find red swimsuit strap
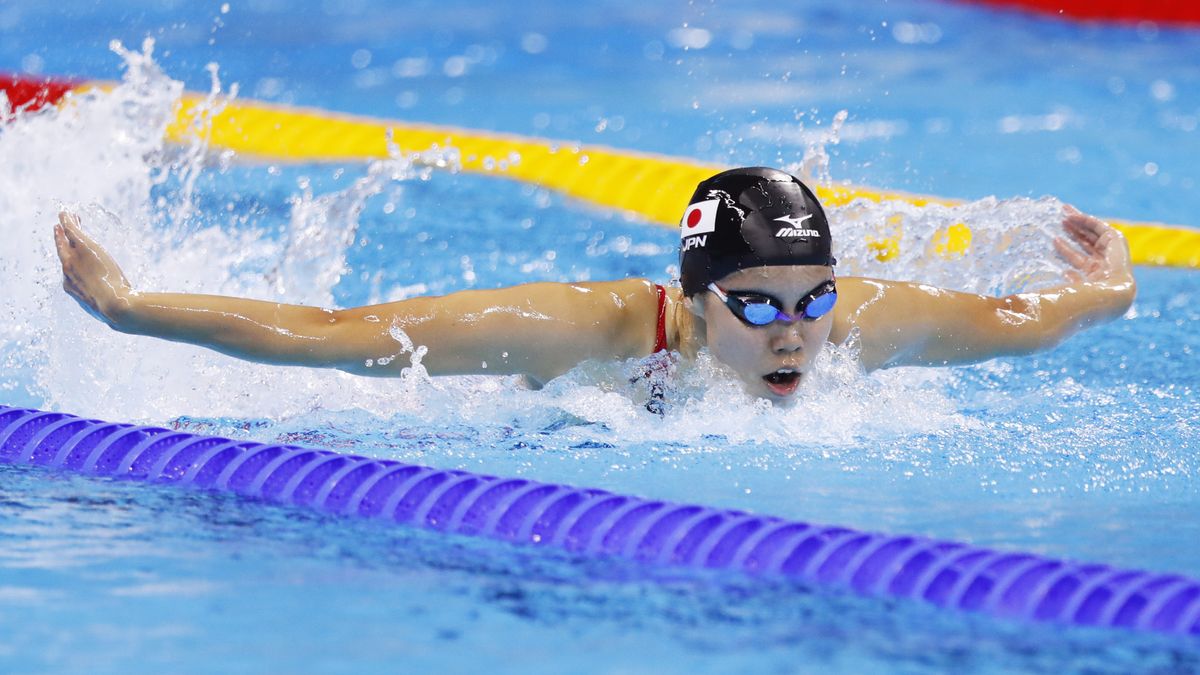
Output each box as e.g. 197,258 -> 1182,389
653,284 -> 669,353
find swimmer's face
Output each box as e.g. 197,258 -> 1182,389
687,265 -> 836,403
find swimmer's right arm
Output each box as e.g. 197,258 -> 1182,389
54,212 -> 663,384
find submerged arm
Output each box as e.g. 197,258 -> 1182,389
837,207 -> 1136,369
54,212 -> 662,383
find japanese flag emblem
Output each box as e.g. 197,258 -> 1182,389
680,199 -> 719,239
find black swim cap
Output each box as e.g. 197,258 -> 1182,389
678,167 -> 834,297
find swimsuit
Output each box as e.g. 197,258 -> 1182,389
634,284 -> 674,415
653,284 -> 668,353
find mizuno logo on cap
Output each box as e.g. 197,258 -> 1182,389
774,214 -> 814,228
774,213 -> 819,238
776,228 -> 820,238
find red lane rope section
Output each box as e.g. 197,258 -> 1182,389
0,73 -> 79,119
960,0 -> 1200,25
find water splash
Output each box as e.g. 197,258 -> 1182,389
830,195 -> 1071,296
523,340 -> 974,450
1,38 -> 182,409
152,59 -> 237,227
765,108 -> 1071,296
0,44 -> 453,422
0,49 -> 1085,477
792,109 -> 849,188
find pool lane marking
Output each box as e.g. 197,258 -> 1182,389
4,74 -> 1197,269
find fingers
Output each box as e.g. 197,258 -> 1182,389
50,210 -> 133,327
57,211 -> 86,249
57,211 -> 110,260
53,222 -> 74,271
1054,236 -> 1090,270
53,211 -> 89,298
1063,219 -> 1102,254
53,217 -> 79,274
1061,210 -> 1113,255
1058,206 -> 1134,284
58,211 -> 76,233
1062,210 -> 1103,234
53,210 -> 110,268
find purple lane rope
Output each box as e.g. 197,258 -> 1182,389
2,404 -> 1197,637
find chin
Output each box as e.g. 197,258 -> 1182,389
761,388 -> 801,406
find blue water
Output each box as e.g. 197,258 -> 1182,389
1,1 -> 1199,673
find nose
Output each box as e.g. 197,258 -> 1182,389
769,322 -> 806,354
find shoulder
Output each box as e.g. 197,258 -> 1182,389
829,276 -> 894,345
590,278 -> 669,356
535,278 -> 661,317
523,278 -> 665,357
444,278 -> 652,309
453,279 -> 671,358
829,276 -> 953,353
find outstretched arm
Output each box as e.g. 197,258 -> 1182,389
833,206 -> 1136,370
54,212 -> 662,384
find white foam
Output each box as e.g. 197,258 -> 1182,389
527,342 -> 977,450
826,195 -> 1071,296
0,42 -> 453,423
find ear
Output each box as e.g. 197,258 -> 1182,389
683,292 -> 705,318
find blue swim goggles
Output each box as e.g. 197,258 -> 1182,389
707,279 -> 838,326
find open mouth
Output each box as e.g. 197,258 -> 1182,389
762,369 -> 802,396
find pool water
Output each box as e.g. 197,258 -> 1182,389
1,1 -> 1199,672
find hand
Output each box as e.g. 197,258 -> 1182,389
1054,205 -> 1134,286
53,211 -> 135,327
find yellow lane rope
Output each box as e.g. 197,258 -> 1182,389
149,91 -> 1192,268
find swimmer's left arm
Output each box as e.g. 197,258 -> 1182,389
841,207 -> 1136,369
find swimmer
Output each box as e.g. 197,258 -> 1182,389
53,167 -> 1135,402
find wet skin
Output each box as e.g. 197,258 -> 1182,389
682,265 -> 834,402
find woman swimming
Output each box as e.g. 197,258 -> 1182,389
53,167 -> 1135,402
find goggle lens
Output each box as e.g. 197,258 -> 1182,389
804,290 -> 837,319
742,302 -> 781,325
